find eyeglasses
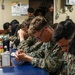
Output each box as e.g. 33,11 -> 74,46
37,29 -> 44,40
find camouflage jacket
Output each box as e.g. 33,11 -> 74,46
45,12 -> 53,26
61,53 -> 75,75
56,51 -> 75,75
10,35 -> 20,49
67,54 -> 75,75
17,36 -> 42,53
27,41 -> 64,73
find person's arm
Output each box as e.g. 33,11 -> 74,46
29,41 -> 43,52
26,42 -> 49,58
17,45 -> 64,72
30,46 -> 63,72
17,29 -> 25,42
17,36 -> 40,53
17,36 -> 33,52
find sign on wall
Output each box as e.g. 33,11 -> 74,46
11,2 -> 28,16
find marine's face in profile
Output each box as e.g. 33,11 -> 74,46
57,38 -> 70,52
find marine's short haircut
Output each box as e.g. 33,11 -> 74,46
28,16 -> 49,34
3,22 -> 10,30
11,19 -> 19,26
53,19 -> 75,42
27,7 -> 34,13
22,18 -> 33,29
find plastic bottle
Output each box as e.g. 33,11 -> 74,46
1,46 -> 11,66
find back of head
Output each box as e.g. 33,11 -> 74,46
3,22 -> 10,30
11,19 -> 19,27
11,24 -> 19,35
27,7 -> 34,13
22,18 -> 33,29
10,19 -> 19,35
34,8 -> 45,16
28,16 -> 48,34
53,19 -> 75,42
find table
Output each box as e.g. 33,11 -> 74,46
0,65 -> 49,75
0,48 -> 49,75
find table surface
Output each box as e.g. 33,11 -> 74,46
0,48 -> 49,75
0,64 -> 49,75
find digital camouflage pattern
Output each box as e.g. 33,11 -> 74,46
61,53 -> 75,75
45,12 -> 53,26
17,36 -> 42,53
27,41 -> 64,74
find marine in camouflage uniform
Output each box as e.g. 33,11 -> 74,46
26,41 -> 64,73
10,11 -> 35,49
15,8 -> 35,50
45,12 -> 53,26
52,18 -> 75,75
27,16 -> 64,74
15,16 -> 65,74
59,34 -> 75,75
45,4 -> 53,27
58,52 -> 75,75
11,15 -> 42,51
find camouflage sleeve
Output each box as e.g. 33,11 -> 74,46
17,39 -> 31,53
10,36 -> 20,49
29,41 -> 43,52
27,49 -> 45,58
30,45 -> 64,73
17,36 -> 33,51
26,43 -> 49,58
10,36 -> 18,42
67,55 -> 75,75
17,36 -> 39,53
27,41 -> 55,59
25,36 -> 38,47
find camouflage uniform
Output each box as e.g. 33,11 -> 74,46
45,12 -> 53,26
61,53 -> 75,75
56,52 -> 67,75
10,35 -> 18,42
22,15 -> 35,25
10,36 -> 20,49
67,54 -> 75,75
27,41 -> 64,73
17,36 -> 42,53
28,15 -> 35,20
10,15 -> 35,50
55,52 -> 75,75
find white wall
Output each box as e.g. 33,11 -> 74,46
0,0 -> 29,29
54,0 -> 75,23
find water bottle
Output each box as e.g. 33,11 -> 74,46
1,46 -> 11,66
